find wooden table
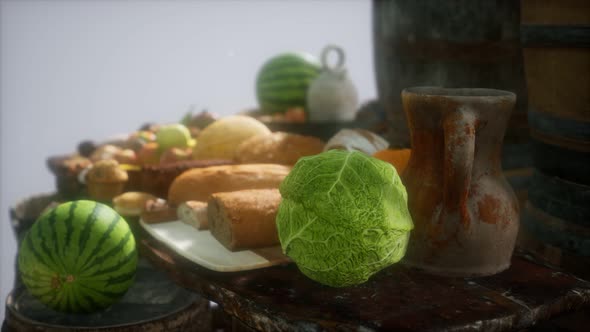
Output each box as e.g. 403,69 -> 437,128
138,227 -> 590,332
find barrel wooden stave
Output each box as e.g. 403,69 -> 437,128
520,0 -> 590,262
373,0 -> 529,149
521,0 -> 590,25
523,47 -> 590,121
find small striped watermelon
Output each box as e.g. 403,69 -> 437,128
18,200 -> 138,313
256,52 -> 321,115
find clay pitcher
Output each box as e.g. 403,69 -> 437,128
401,87 -> 519,277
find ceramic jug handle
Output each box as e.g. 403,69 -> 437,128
321,45 -> 345,71
442,108 -> 476,226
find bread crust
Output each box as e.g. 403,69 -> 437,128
168,164 -> 291,206
140,199 -> 178,224
208,189 -> 281,251
140,159 -> 233,199
235,132 -> 324,165
113,191 -> 157,217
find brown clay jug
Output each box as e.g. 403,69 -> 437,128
401,87 -> 519,277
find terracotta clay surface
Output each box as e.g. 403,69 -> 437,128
401,87 -> 519,277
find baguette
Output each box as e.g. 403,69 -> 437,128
177,201 -> 209,230
140,159 -> 234,198
235,132 -> 324,165
208,189 -> 281,251
168,164 -> 291,206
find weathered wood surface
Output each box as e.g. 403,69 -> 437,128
4,258 -> 211,332
521,0 -> 590,267
138,226 -> 590,332
373,0 -> 530,149
518,229 -> 590,283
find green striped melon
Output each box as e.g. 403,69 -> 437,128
256,52 -> 321,115
18,200 -> 138,313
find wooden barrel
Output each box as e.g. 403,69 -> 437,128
520,0 -> 590,264
521,0 -> 590,184
372,0 -> 533,215
372,0 -> 530,155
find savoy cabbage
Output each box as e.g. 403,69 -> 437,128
276,150 -> 413,287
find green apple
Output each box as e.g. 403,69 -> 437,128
156,124 -> 193,151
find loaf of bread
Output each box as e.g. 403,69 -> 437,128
112,191 -> 157,217
167,164 -> 291,206
140,198 -> 178,224
140,159 -> 234,199
235,132 -> 324,165
208,189 -> 281,251
177,201 -> 209,230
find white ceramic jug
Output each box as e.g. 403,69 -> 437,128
307,45 -> 358,122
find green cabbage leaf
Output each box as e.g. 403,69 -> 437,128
277,150 -> 413,287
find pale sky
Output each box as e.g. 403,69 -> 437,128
0,0 -> 375,320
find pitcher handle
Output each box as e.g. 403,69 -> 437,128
320,45 -> 345,71
442,107 -> 476,227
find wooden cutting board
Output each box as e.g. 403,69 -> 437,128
140,220 -> 291,272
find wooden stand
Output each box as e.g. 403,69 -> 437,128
3,258 -> 211,332
138,224 -> 590,332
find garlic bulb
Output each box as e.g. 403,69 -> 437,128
324,128 -> 389,155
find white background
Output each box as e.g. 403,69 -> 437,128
0,0 -> 376,321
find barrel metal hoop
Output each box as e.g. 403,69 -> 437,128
521,24 -> 590,48
528,110 -> 590,152
528,171 -> 590,226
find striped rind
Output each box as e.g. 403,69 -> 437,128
256,53 -> 320,114
257,68 -> 320,83
258,52 -> 319,72
18,200 -> 138,313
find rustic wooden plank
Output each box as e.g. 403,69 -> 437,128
138,226 -> 590,332
518,230 -> 590,282
4,258 -> 211,331
521,0 -> 590,25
